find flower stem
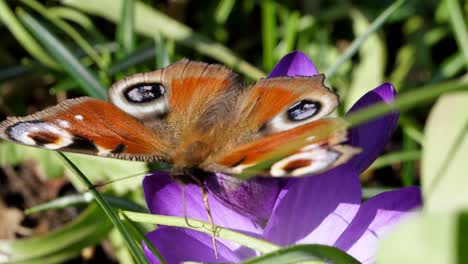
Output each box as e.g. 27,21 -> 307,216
121,211 -> 280,254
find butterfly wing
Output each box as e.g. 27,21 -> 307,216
207,75 -> 359,179
236,74 -> 339,136
213,118 -> 359,179
0,97 -> 169,162
107,59 -> 243,136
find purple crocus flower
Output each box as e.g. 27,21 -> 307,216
142,51 -> 422,264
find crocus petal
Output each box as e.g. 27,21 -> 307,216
144,227 -> 241,264
268,51 -> 319,78
263,165 -> 362,246
206,173 -> 285,226
143,172 -> 262,234
333,186 -> 422,263
346,83 -> 399,174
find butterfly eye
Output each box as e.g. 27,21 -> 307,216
124,83 -> 166,103
287,100 -> 322,121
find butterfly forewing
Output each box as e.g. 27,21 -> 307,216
0,97 -> 169,161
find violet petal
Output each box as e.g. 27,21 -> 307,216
346,83 -> 399,174
268,51 -> 319,78
263,165 -> 362,246
144,227 -> 241,264
333,186 -> 422,263
142,172 -> 263,242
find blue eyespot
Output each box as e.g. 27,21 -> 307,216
287,100 -> 321,121
124,83 -> 165,103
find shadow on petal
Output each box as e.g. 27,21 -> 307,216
206,173 -> 285,226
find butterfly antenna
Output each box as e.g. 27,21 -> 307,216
199,183 -> 218,259
87,170 -> 149,190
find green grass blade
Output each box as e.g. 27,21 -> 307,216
446,0 -> 468,68
401,130 -> 418,186
20,0 -> 107,70
214,0 -> 235,25
325,0 -> 406,78
369,150 -> 421,171
49,6 -> 95,31
122,211 -> 280,254
25,193 -> 148,215
120,211 -> 167,264
58,153 -> 148,264
398,115 -> 425,145
107,45 -> 155,75
242,244 -> 360,264
261,0 -> 277,70
346,80 -> 468,128
62,0 -> 265,79
0,0 -> 58,69
18,9 -> 107,99
154,33 -> 171,68
117,0 -> 136,57
285,11 -> 299,53
346,8 -> 386,110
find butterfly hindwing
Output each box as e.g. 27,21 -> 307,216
0,97 -> 168,161
214,118 -> 360,179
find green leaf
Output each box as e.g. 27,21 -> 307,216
117,0 -> 135,57
346,9 -> 386,110
242,244 -> 360,264
0,0 -> 58,69
17,9 -> 107,99
62,0 -> 265,79
378,211 -> 468,264
422,92 -> 468,212
0,204 -> 112,263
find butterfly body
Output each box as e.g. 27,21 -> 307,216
0,59 -> 359,181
